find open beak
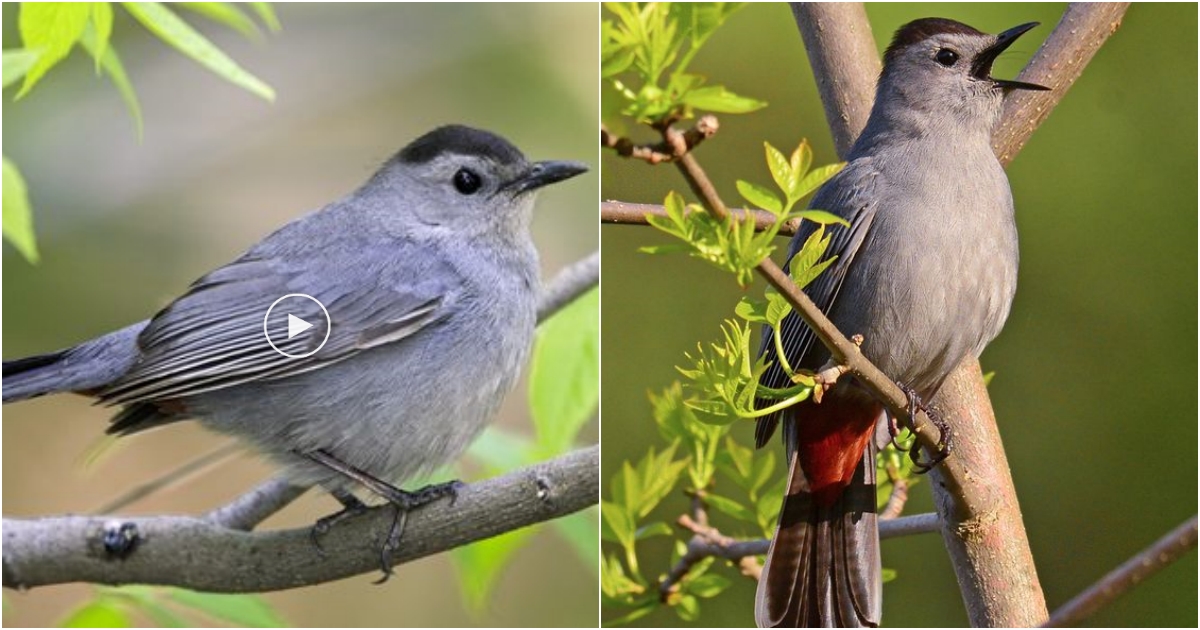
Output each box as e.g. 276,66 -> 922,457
972,22 -> 1050,91
505,160 -> 588,195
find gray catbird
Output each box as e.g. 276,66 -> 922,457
4,125 -> 587,533
753,19 -> 1048,627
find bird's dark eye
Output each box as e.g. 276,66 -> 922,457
935,49 -> 959,67
453,168 -> 482,195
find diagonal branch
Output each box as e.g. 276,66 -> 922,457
1043,515 -> 1198,627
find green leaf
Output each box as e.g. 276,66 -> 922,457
982,371 -> 995,386
600,500 -> 635,546
2,157 -> 39,263
687,573 -> 731,598
91,2 -> 113,69
736,179 -> 782,215
17,2 -> 93,97
794,162 -> 845,200
451,529 -> 533,615
79,25 -> 144,139
247,2 -> 281,32
529,288 -> 599,456
764,142 -> 791,197
121,2 -> 275,101
675,593 -> 700,621
734,296 -> 769,323
2,49 -> 42,89
167,590 -> 285,627
634,521 -> 672,540
705,493 -> 755,522
793,209 -> 850,227
61,598 -> 132,627
681,84 -> 765,114
178,2 -> 261,39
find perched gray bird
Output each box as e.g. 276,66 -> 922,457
4,125 -> 587,531
753,19 -> 1047,627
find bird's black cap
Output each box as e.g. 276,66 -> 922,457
398,125 -> 526,166
885,18 -> 986,64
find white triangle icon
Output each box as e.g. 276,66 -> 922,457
287,314 -> 314,339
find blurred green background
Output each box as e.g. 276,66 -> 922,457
601,3 -> 1196,627
3,3 -> 597,627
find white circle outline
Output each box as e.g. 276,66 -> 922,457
263,293 -> 331,359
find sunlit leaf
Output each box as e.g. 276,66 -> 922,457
529,288 -> 598,456
2,49 -> 41,89
79,25 -> 143,139
247,2 -> 281,32
91,2 -> 113,68
2,157 -> 39,263
451,529 -> 533,615
681,84 -> 765,113
17,2 -> 92,97
121,2 -> 275,101
736,179 -> 781,215
178,2 -> 261,39
60,599 -> 131,628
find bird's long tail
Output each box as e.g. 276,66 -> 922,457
2,322 -> 146,403
755,397 -> 883,628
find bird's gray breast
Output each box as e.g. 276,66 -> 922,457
827,145 -> 1018,395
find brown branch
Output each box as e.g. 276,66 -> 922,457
601,116 -> 720,164
994,3 -> 1133,166
791,3 -> 880,152
658,512 -> 941,596
1043,515 -> 1198,627
879,462 -> 909,521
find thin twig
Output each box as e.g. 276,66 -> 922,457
1043,515 -> 1198,628
601,201 -> 801,237
205,477 -> 309,532
96,442 -> 245,514
601,116 -> 719,164
657,512 -> 941,595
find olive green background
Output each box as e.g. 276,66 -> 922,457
3,3 -> 597,627
601,3 -> 1196,627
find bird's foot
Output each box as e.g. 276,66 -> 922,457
310,489 -> 370,556
895,383 -> 953,474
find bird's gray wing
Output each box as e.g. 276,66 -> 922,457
754,161 -> 880,448
97,239 -> 458,406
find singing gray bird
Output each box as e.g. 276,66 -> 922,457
753,19 -> 1047,627
4,125 -> 587,538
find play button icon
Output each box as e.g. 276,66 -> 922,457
263,293 -> 331,358
287,314 -> 313,339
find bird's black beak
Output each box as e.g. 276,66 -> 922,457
972,22 -> 1050,91
505,160 -> 588,195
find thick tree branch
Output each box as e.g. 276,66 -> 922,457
537,250 -> 599,323
791,3 -> 880,152
3,446 -> 598,592
1043,515 -> 1198,627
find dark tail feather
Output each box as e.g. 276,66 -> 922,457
3,350 -> 72,402
3,322 -> 147,404
756,432 -> 881,627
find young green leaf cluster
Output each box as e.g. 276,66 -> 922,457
601,384 -> 775,624
2,2 -> 280,266
602,3 -> 765,124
